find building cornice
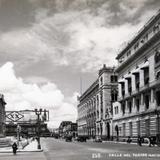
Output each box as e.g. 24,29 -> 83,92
116,31 -> 160,73
78,79 -> 99,102
116,9 -> 160,60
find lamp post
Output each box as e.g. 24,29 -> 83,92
35,108 -> 42,149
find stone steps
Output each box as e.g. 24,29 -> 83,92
0,138 -> 11,148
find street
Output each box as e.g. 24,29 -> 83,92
41,138 -> 160,160
0,138 -> 160,160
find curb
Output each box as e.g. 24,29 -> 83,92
101,140 -> 159,147
0,149 -> 43,153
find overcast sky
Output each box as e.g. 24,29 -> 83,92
0,0 -> 159,128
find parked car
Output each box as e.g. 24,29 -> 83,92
65,136 -> 72,142
94,137 -> 102,143
76,136 -> 87,142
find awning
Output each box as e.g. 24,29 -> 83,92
118,79 -> 125,84
125,74 -> 132,80
140,61 -> 149,70
132,67 -> 140,75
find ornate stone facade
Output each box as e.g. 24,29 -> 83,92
77,65 -> 117,139
114,10 -> 160,141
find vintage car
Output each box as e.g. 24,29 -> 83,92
76,136 -> 87,142
65,135 -> 72,142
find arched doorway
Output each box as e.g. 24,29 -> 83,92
115,125 -> 119,141
106,122 -> 110,140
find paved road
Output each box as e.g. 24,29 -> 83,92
0,138 -> 160,160
41,138 -> 160,160
0,152 -> 46,160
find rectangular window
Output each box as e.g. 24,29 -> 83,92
144,68 -> 149,85
156,91 -> 160,106
128,100 -> 132,113
121,102 -> 125,115
135,97 -> 140,112
137,121 -> 140,136
121,83 -> 125,97
129,122 -> 132,137
111,75 -> 118,83
145,119 -> 150,136
123,123 -> 126,137
127,78 -> 132,94
135,73 -> 140,90
157,116 -> 160,134
144,94 -> 150,110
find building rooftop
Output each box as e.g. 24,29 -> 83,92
116,9 -> 160,60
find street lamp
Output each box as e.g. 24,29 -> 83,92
35,108 -> 42,149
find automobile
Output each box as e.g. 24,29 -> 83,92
65,136 -> 72,142
94,137 -> 102,143
76,136 -> 87,142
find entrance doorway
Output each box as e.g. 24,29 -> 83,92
106,122 -> 110,139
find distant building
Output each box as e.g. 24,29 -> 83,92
6,122 -> 50,137
59,121 -> 72,137
114,10 -> 160,140
64,123 -> 77,138
5,109 -> 50,137
77,65 -> 118,140
0,94 -> 6,137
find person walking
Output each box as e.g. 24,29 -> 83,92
12,142 -> 18,155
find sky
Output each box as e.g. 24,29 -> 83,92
0,0 -> 160,128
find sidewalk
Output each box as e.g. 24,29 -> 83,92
0,140 -> 43,153
0,152 -> 46,160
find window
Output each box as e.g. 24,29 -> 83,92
114,106 -> 119,115
135,73 -> 140,90
100,91 -> 103,118
136,98 -> 140,112
121,102 -> 125,115
123,123 -> 126,137
111,90 -> 118,102
144,94 -> 150,110
100,77 -> 103,85
137,121 -> 140,136
129,122 -> 132,137
127,78 -> 132,94
97,95 -> 99,107
155,49 -> 160,64
111,75 -> 118,83
128,100 -> 132,113
156,91 -> 160,106
145,119 -> 150,136
144,68 -> 149,85
121,83 -> 125,97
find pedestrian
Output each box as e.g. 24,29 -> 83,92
148,136 -> 151,147
137,135 -> 142,146
12,142 -> 18,155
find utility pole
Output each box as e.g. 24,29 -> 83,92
35,108 -> 42,149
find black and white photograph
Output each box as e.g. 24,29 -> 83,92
0,0 -> 160,159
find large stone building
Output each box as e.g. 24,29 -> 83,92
77,65 -> 117,139
113,10 -> 160,141
0,94 -> 6,137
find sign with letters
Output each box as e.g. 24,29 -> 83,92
6,111 -> 24,122
5,109 -> 49,123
